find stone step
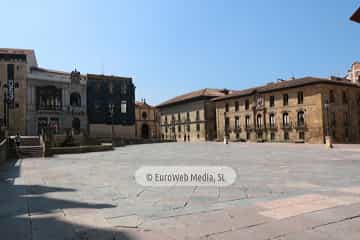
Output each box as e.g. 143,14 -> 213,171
18,146 -> 43,158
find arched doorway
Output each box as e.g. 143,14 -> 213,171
141,124 -> 149,139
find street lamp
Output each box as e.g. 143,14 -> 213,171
109,103 -> 114,145
324,100 -> 332,148
224,111 -> 228,144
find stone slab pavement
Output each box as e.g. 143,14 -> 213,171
1,142 -> 360,239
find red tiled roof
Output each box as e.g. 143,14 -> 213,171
156,88 -> 229,108
212,77 -> 358,102
351,7 -> 360,23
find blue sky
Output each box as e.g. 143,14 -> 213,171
1,0 -> 359,105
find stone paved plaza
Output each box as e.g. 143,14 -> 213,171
1,142 -> 360,239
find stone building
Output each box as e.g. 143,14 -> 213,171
135,99 -> 160,139
213,77 -> 360,144
27,67 -> 87,136
0,49 -> 88,136
157,89 -> 229,142
346,62 -> 360,84
0,49 -> 29,135
87,74 -> 136,139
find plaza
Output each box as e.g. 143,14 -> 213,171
1,142 -> 360,239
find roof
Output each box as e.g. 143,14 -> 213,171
212,77 -> 358,102
87,73 -> 132,81
156,88 -> 229,108
0,48 -> 38,69
31,67 -> 70,76
351,7 -> 360,23
136,101 -> 154,108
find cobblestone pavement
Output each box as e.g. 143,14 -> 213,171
1,142 -> 360,239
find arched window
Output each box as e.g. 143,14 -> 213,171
245,115 -> 251,128
70,92 -> 81,107
256,114 -> 262,128
283,112 -> 289,127
142,111 -> 147,120
269,113 -> 275,128
297,111 -> 305,126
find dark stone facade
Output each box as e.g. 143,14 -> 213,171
86,74 -> 135,125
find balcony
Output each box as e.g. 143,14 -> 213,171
37,105 -> 63,111
268,124 -> 277,131
281,122 -> 292,130
245,125 -> 253,131
295,122 -> 306,131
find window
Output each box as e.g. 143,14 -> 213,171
225,103 -> 229,112
121,101 -> 127,113
235,101 -> 239,111
172,126 -> 175,133
225,117 -> 230,135
70,92 -> 81,107
165,116 -> 168,124
329,90 -> 335,103
284,132 -> 289,141
297,111 -> 305,126
297,91 -> 304,104
270,132 -> 275,141
331,112 -> 336,127
196,110 -> 200,121
345,128 -> 349,139
196,123 -> 200,132
245,99 -> 249,110
178,125 -> 181,132
235,116 -> 240,129
178,113 -> 181,121
245,115 -> 251,128
269,113 -> 275,128
256,114 -> 262,128
7,64 -> 14,80
283,112 -> 289,127
283,94 -> 289,106
342,91 -> 348,104
186,112 -> 190,121
299,131 -> 305,140
187,124 -> 190,132
165,126 -> 168,133
142,111 -> 147,120
269,96 -> 275,107
121,82 -> 127,95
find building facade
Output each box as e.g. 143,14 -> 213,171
26,68 -> 87,136
87,74 -> 136,139
0,50 -> 29,135
213,77 -> 360,144
157,89 -> 229,142
135,99 -> 160,139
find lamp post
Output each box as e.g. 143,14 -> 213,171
324,100 -> 332,148
224,111 -> 228,144
109,103 -> 114,145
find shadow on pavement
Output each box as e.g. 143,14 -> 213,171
0,159 -> 137,240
